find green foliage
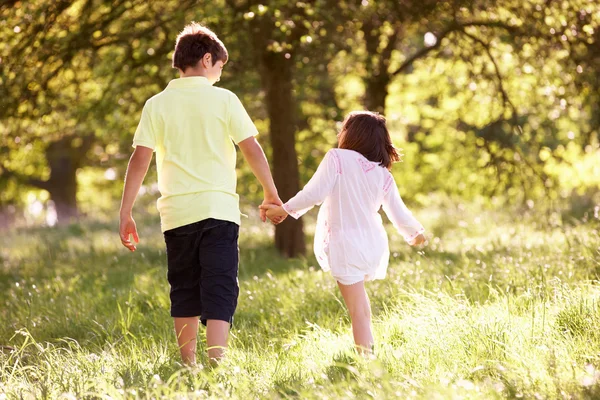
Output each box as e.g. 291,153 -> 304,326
0,0 -> 599,223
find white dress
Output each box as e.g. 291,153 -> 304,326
283,148 -> 425,285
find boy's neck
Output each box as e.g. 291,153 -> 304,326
179,68 -> 209,79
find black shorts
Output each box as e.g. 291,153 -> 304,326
163,218 -> 239,326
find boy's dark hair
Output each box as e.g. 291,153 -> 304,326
173,22 -> 228,72
337,111 -> 401,169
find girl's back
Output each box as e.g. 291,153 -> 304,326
320,148 -> 392,280
327,148 -> 390,232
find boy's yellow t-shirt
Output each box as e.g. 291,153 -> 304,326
132,76 -> 258,232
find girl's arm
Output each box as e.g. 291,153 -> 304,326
381,173 -> 425,245
283,150 -> 340,219
261,150 -> 340,221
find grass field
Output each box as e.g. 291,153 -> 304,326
1,204 -> 599,399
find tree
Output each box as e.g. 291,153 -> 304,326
337,0 -> 599,199
1,0 -> 597,244
224,0 -> 345,257
0,0 -> 197,222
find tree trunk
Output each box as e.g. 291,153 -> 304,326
44,136 -> 82,223
259,51 -> 305,257
361,15 -> 395,114
364,75 -> 390,114
46,168 -> 79,223
1,135 -> 87,224
41,134 -> 93,223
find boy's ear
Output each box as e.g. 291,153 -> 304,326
203,53 -> 212,68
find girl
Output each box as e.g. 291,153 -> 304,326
261,111 -> 425,353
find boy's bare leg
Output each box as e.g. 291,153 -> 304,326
337,281 -> 374,354
174,317 -> 199,366
206,319 -> 230,364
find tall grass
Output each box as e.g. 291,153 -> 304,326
1,206 -> 599,398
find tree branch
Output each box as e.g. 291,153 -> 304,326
391,20 -> 518,78
390,26 -> 454,77
460,30 -> 518,120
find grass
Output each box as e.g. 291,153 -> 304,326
0,204 -> 599,399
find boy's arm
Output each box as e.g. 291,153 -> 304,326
119,146 -> 153,251
237,136 -> 282,222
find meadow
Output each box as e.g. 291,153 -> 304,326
1,203 -> 599,399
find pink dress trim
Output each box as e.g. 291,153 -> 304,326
331,150 -> 342,174
357,157 -> 376,173
282,203 -> 301,219
383,174 -> 394,193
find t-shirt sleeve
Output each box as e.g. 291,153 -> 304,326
132,100 -> 157,150
228,93 -> 259,144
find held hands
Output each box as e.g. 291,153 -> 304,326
259,204 -> 288,225
258,194 -> 287,225
259,194 -> 285,223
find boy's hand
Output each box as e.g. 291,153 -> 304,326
259,204 -> 287,225
409,233 -> 426,246
119,215 -> 140,252
260,196 -> 284,223
119,146 -> 152,252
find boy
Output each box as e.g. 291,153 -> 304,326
119,22 -> 283,365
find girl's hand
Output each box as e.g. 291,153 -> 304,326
259,204 -> 287,225
266,206 -> 287,225
409,233 -> 426,246
260,197 -> 282,223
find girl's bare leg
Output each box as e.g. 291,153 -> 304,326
337,280 -> 374,354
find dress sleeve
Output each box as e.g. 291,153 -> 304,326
283,150 -> 340,219
382,172 -> 425,243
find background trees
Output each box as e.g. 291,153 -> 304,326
1,0 -> 598,254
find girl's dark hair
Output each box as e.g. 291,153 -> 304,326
337,111 -> 401,169
173,22 -> 228,72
